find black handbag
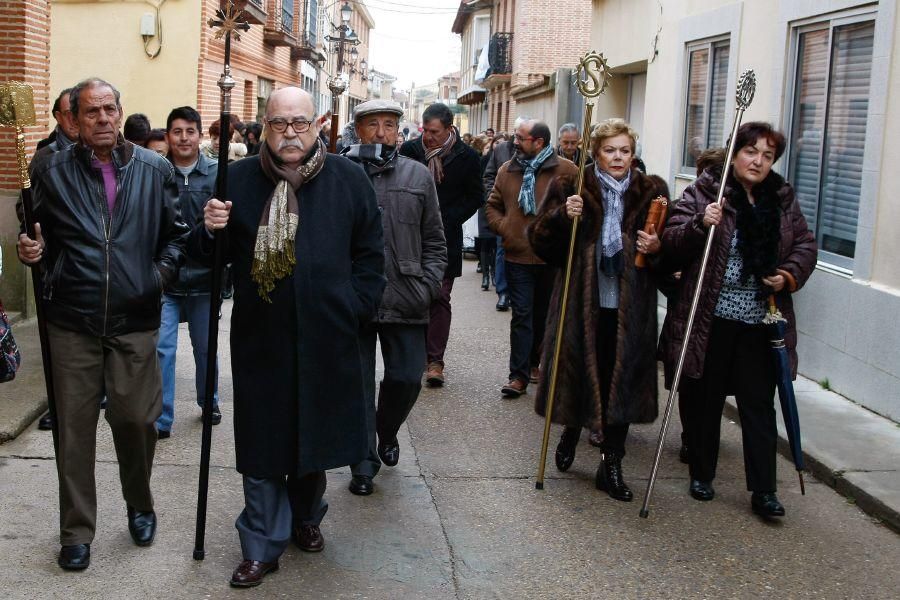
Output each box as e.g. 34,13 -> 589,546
0,298 -> 21,382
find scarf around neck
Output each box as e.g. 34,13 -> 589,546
516,145 -> 554,216
595,165 -> 631,276
422,127 -> 457,184
341,143 -> 398,175
252,138 -> 326,302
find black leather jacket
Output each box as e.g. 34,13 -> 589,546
167,153 -> 218,295
29,140 -> 188,337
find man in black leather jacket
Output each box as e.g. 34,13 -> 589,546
17,78 -> 188,571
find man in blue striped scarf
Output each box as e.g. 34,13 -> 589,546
485,120 -> 579,398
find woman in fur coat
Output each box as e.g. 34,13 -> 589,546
659,122 -> 816,518
528,119 -> 669,501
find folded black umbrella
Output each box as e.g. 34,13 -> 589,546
764,296 -> 806,495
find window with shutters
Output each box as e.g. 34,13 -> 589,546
787,14 -> 875,267
681,38 -> 730,173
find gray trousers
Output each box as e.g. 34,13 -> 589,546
47,323 -> 161,545
235,471 -> 328,563
351,323 -> 426,478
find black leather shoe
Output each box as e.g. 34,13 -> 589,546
58,543 -> 90,570
38,412 -> 53,431
211,408 -> 222,426
157,429 -> 171,440
554,427 -> 579,472
378,438 -> 400,466
349,474 -> 374,496
230,559 -> 278,587
751,492 -> 785,518
495,293 -> 510,311
689,479 -> 715,501
127,506 -> 157,546
481,272 -> 490,290
679,443 -> 689,464
595,453 -> 633,502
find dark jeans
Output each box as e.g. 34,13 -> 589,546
679,317 -> 778,492
505,261 -> 553,383
494,236 -> 508,296
426,277 -> 454,365
596,308 -> 629,456
353,323 -> 426,477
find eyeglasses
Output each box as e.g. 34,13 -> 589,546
266,118 -> 313,134
513,134 -> 534,142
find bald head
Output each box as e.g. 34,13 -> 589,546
264,86 -> 321,167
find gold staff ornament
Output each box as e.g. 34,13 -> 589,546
0,82 -> 37,189
535,51 -> 611,490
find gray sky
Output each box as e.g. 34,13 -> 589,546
364,0 -> 463,92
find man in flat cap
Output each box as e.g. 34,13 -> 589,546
341,99 -> 447,496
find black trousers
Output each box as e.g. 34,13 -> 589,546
680,317 -> 778,492
352,322 -> 426,477
596,308 -> 629,456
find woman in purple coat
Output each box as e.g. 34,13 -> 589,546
659,122 -> 817,519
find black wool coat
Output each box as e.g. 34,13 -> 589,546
400,137 -> 483,278
190,154 -> 386,478
528,166 -> 669,430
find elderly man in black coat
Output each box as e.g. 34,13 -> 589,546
400,103 -> 483,387
200,87 -> 385,588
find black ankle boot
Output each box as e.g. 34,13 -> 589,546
595,453 -> 633,502
554,427 -> 579,472
481,270 -> 490,290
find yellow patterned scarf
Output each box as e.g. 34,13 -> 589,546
252,138 -> 326,302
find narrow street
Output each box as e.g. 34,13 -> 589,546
0,262 -> 898,599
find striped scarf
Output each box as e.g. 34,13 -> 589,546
595,165 -> 631,275
516,145 -> 554,216
422,127 -> 457,184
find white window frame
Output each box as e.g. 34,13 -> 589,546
781,5 -> 878,274
679,36 -> 731,175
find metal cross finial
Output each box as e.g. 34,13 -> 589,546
736,69 -> 757,110
573,51 -> 613,99
208,1 -> 250,41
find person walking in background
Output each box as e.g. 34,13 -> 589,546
484,126 -> 523,311
486,120 -> 578,399
123,112 -> 151,146
400,103 -> 482,388
556,122 -> 592,169
154,106 -> 221,440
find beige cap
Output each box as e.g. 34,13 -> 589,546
353,99 -> 404,121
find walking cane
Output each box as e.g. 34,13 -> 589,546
639,70 -> 757,518
194,2 -> 249,561
0,83 -> 59,457
536,52 -> 611,490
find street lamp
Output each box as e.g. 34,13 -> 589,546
324,1 -> 362,152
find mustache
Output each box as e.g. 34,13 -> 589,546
277,139 -> 305,151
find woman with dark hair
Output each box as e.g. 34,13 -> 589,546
529,118 -> 669,501
659,121 -> 817,518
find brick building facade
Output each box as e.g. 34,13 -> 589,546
482,0 -> 591,134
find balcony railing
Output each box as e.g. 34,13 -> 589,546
488,32 -> 513,76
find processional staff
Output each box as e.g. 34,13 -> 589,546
535,51 -> 612,490
194,0 -> 250,561
639,69 -> 758,518
0,83 -> 59,455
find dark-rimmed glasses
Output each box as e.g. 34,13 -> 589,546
266,118 -> 313,134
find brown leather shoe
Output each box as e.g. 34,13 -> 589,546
529,367 -> 540,384
501,378 -> 527,398
425,362 -> 444,387
230,559 -> 279,588
293,524 -> 325,552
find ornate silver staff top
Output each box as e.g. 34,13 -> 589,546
736,69 -> 757,110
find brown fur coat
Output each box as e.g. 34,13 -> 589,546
528,166 -> 669,430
